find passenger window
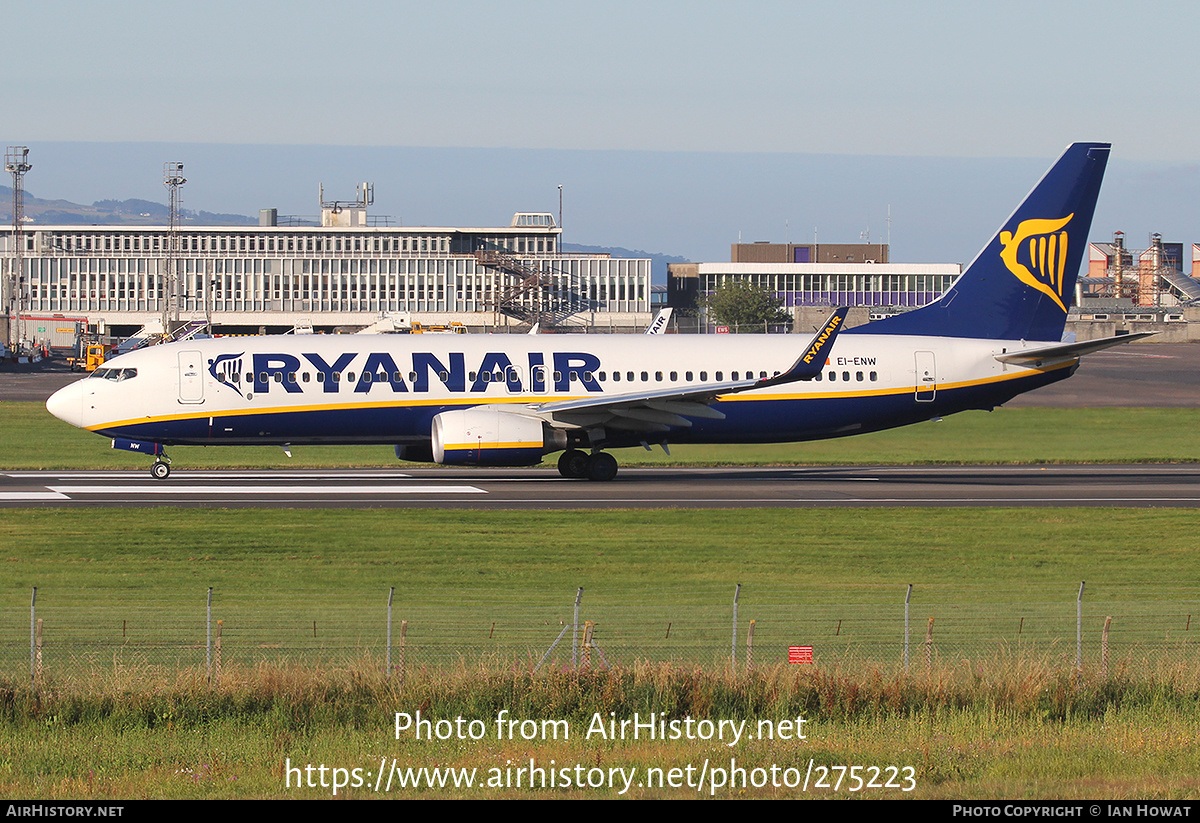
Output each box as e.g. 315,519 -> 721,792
655,371 -> 662,381
686,371 -> 694,381
640,372 -> 648,382
700,371 -> 708,381
301,373 -> 310,383
856,371 -> 863,381
613,372 -> 620,382
627,372 -> 634,381
731,371 -> 738,381
670,371 -> 678,381
870,371 -> 877,381
842,371 -> 850,381
828,371 -> 836,381
715,371 -> 723,381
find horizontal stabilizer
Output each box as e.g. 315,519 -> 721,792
994,332 -> 1156,365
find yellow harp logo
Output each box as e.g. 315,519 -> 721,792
999,213 -> 1074,312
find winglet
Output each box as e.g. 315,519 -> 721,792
756,307 -> 848,388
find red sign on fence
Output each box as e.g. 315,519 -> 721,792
789,645 -> 813,664
715,326 -> 730,334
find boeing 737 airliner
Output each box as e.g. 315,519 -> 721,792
47,142 -> 1146,481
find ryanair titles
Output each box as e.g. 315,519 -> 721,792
208,350 -> 604,397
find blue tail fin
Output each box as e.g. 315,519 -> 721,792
849,142 -> 1110,341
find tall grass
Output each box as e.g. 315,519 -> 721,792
6,657 -> 1200,731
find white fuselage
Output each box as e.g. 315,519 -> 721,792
47,331 -> 1071,450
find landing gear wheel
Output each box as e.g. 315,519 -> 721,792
584,451 -> 618,482
151,460 -> 171,480
557,449 -> 589,479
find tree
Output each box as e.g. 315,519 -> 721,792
703,281 -> 792,332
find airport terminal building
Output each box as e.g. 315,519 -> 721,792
3,209 -> 652,336
668,243 -> 962,322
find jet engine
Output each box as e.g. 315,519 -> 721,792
431,408 -> 560,466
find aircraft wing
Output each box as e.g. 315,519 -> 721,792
533,308 -> 847,431
994,331 -> 1157,365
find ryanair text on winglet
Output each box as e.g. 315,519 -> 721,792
801,314 -> 844,364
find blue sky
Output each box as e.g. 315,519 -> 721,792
4,0 -> 1199,264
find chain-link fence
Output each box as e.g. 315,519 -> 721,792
4,583 -> 1198,684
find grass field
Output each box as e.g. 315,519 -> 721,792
4,508 -> 1200,798
5,400 -> 1200,799
6,400 -> 1200,468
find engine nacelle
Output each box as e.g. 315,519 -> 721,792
431,409 -> 552,466
394,443 -> 435,463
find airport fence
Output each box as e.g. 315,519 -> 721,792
3,582 -> 1199,685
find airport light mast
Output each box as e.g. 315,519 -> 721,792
5,146 -> 31,352
163,162 -> 186,335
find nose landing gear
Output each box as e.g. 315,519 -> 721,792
151,457 -> 172,480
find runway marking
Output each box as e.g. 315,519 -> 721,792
0,492 -> 70,501
47,485 -> 485,496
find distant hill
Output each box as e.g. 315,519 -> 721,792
0,186 -> 256,226
0,187 -> 686,281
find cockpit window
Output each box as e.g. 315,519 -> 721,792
89,367 -> 137,382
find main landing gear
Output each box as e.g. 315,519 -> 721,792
557,449 -> 618,482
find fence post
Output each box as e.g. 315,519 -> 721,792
732,584 -> 741,673
582,621 -> 594,669
206,587 -> 213,683
1102,616 -> 1112,679
1076,581 -> 1085,672
29,587 -> 36,687
386,587 -> 394,677
35,618 -> 43,686
904,584 -> 912,673
572,588 -> 583,668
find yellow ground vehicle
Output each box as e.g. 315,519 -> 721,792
68,343 -> 106,372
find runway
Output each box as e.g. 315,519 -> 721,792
3,465 -> 1198,509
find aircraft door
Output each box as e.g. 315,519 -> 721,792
178,350 -> 205,404
914,351 -> 936,402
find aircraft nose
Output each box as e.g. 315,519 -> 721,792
46,381 -> 86,429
